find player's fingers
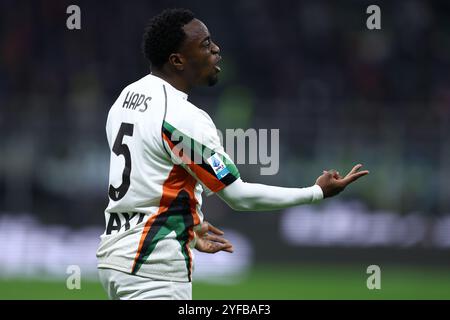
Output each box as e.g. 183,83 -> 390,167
217,242 -> 234,253
344,164 -> 363,178
221,245 -> 234,253
207,222 -> 224,235
205,234 -> 231,244
209,242 -> 233,253
342,170 -> 369,184
322,170 -> 333,179
332,171 -> 342,179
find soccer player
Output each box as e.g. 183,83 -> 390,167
96,8 -> 369,300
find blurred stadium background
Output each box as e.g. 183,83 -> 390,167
1,0 -> 450,299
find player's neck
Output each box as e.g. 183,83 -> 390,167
151,69 -> 191,94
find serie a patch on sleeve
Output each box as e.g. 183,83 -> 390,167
207,153 -> 230,180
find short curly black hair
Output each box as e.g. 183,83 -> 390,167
142,8 -> 195,68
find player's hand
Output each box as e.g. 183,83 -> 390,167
194,221 -> 234,254
315,164 -> 369,198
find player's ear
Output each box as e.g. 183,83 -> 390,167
168,53 -> 185,71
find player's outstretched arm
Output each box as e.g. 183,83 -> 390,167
194,221 -> 234,253
217,164 -> 369,211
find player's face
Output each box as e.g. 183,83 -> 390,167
180,19 -> 221,87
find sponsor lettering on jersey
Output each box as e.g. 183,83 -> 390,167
105,212 -> 146,235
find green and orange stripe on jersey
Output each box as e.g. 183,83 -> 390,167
161,120 -> 239,193
131,165 -> 200,279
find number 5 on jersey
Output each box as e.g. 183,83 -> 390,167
109,122 -> 134,201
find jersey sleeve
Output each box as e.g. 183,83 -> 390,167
161,106 -> 240,194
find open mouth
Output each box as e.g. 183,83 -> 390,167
214,56 -> 222,73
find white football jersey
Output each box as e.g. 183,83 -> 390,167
96,74 -> 240,282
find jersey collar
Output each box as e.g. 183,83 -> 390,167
150,73 -> 188,100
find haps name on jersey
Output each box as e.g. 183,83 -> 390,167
122,91 -> 152,112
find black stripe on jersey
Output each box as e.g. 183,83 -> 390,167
217,171 -> 238,186
161,85 -> 172,158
